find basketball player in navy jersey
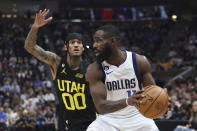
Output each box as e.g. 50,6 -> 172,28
24,9 -> 96,131
86,25 -> 160,131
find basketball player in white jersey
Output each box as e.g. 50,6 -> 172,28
86,25 -> 160,131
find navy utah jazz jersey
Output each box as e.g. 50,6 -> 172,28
54,58 -> 96,131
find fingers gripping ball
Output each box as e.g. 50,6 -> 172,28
138,85 -> 169,119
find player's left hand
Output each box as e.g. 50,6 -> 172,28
33,9 -> 53,29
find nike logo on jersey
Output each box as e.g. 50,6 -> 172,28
106,71 -> 113,75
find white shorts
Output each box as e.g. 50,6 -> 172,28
86,113 -> 159,131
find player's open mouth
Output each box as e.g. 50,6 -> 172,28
94,50 -> 99,56
73,49 -> 80,52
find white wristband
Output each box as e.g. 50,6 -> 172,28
126,98 -> 129,106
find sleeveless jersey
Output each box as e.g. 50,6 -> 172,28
54,57 -> 96,130
99,51 -> 142,117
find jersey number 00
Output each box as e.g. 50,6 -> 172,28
62,93 -> 87,110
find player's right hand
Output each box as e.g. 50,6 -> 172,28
127,90 -> 145,108
33,9 -> 53,28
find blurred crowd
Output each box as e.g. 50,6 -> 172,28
0,19 -> 56,130
55,6 -> 165,21
0,11 -> 197,130
165,76 -> 197,130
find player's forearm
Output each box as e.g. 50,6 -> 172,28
24,25 -> 39,53
96,99 -> 127,114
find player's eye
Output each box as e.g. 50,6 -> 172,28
95,39 -> 102,43
70,41 -> 75,44
98,39 -> 102,43
78,41 -> 82,44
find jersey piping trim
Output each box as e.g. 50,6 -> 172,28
132,52 -> 142,90
97,62 -> 106,83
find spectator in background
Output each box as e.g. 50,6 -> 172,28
169,103 -> 191,120
6,107 -> 19,127
2,81 -> 13,91
188,100 -> 197,129
0,107 -> 6,122
42,76 -> 52,88
43,88 -> 55,102
12,79 -> 21,93
174,100 -> 197,131
45,107 -> 56,131
0,107 -> 7,130
35,109 -> 46,131
14,109 -> 34,131
33,75 -> 44,89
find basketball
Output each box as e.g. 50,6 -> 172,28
138,85 -> 169,119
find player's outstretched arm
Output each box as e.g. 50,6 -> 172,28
25,9 -> 60,79
86,62 -> 144,114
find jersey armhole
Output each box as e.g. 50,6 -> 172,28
97,62 -> 106,83
51,57 -> 62,80
132,52 -> 142,90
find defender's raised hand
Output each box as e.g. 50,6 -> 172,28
33,9 -> 53,28
25,8 -> 60,79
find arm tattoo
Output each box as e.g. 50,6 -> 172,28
51,54 -> 61,68
25,26 -> 38,51
52,55 -> 56,65
37,47 -> 49,61
25,26 -> 60,66
25,26 -> 50,64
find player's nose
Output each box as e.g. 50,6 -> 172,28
73,42 -> 80,47
93,42 -> 98,49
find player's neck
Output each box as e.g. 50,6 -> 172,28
67,55 -> 82,70
106,49 -> 126,67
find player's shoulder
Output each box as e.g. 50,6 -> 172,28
135,53 -> 149,64
86,61 -> 102,80
127,50 -> 146,61
87,62 -> 99,73
135,53 -> 151,74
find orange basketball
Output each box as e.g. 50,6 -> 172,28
138,85 -> 169,119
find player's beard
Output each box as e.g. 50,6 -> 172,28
95,42 -> 112,63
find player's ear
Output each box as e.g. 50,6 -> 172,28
111,36 -> 117,46
82,46 -> 85,51
63,44 -> 67,51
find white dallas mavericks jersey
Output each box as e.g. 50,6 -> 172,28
100,51 -> 142,117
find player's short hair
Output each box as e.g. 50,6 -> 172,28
97,25 -> 120,41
